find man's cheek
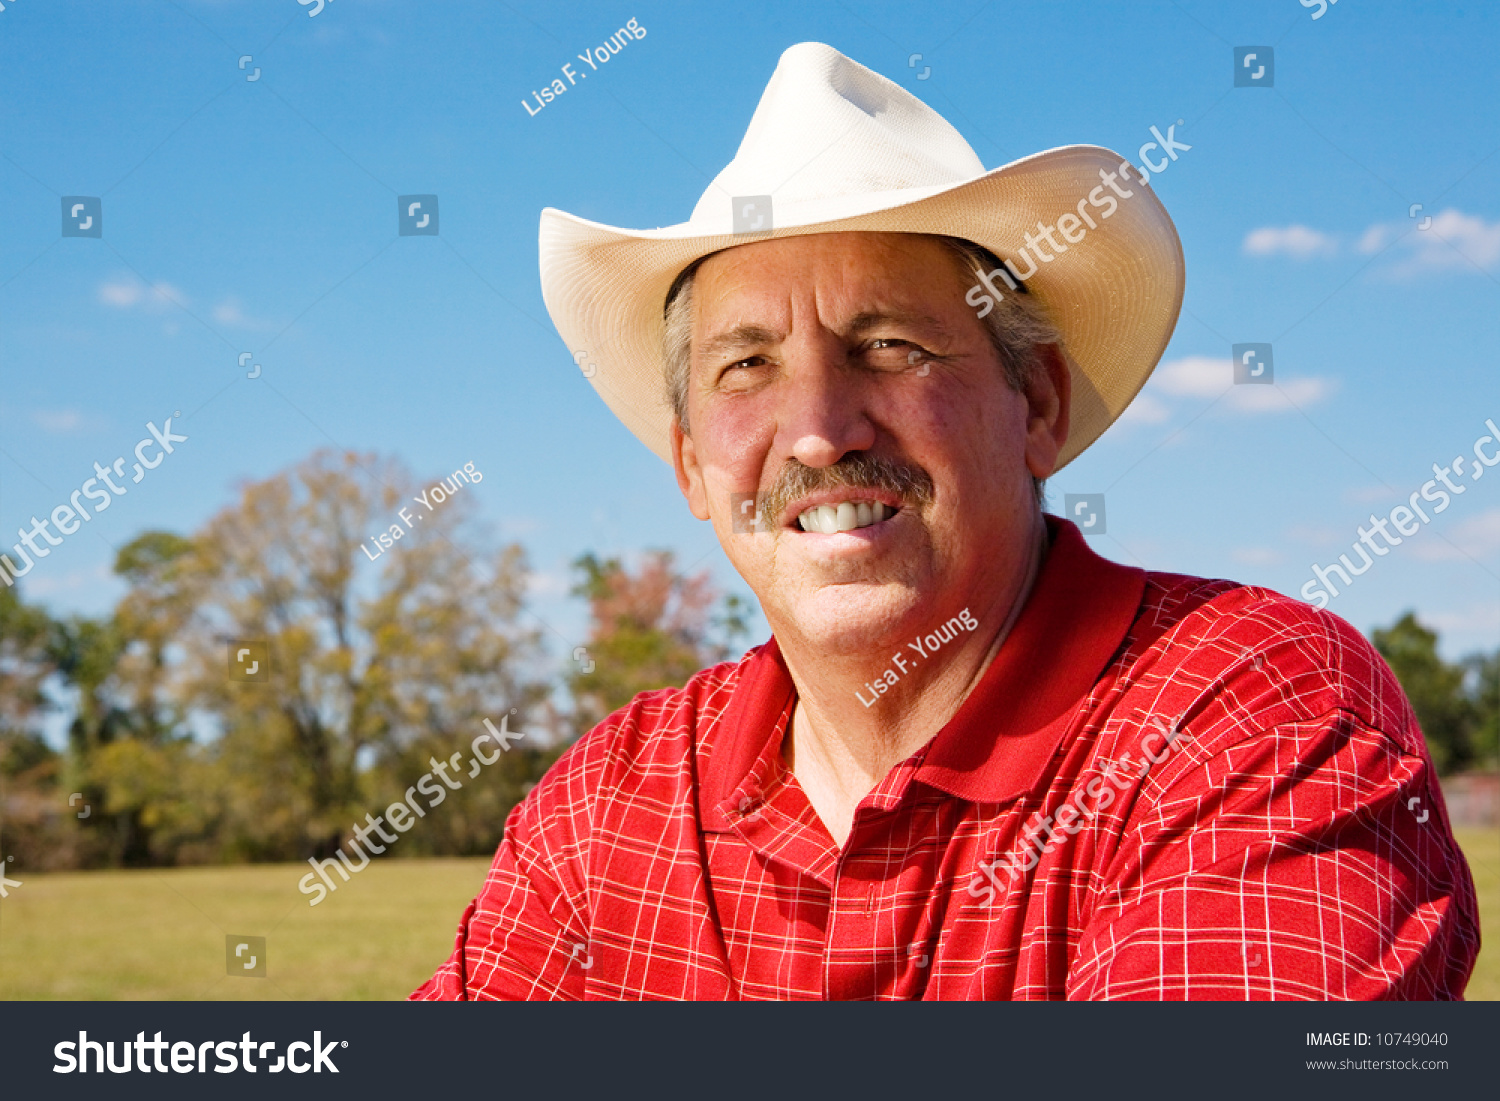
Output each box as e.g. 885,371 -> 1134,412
699,404 -> 777,486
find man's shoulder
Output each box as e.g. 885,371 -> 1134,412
542,648 -> 764,792
1124,567 -> 1418,753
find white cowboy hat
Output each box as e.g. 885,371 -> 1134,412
538,41 -> 1184,470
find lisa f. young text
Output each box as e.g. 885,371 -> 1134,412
521,17 -> 646,117
856,607 -> 978,707
363,461 -> 481,561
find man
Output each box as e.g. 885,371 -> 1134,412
415,43 -> 1477,1000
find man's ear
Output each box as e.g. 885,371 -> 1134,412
671,420 -> 713,520
1024,344 -> 1072,480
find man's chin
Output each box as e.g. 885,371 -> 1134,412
767,581 -> 927,654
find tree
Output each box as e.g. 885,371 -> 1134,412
0,585 -> 65,868
567,550 -> 753,733
0,585 -> 50,738
1461,649 -> 1499,769
121,449 -> 551,862
1373,612 -> 1478,774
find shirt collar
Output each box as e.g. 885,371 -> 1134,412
699,516 -> 1145,827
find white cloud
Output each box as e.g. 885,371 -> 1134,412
1356,224 -> 1391,255
1243,225 -> 1338,259
1139,356 -> 1333,416
1118,391 -> 1171,424
30,409 -> 87,433
99,280 -> 143,307
1242,209 -> 1500,275
98,276 -> 188,313
211,295 -> 270,330
1413,507 -> 1500,562
1152,355 -> 1226,399
1400,208 -> 1500,272
213,298 -> 249,325
1229,375 -> 1333,413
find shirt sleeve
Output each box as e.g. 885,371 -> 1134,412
410,734 -> 599,1001
1066,707 -> 1480,1000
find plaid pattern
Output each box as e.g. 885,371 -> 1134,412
413,519 -> 1479,1000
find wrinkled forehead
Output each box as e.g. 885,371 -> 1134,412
688,231 -> 968,320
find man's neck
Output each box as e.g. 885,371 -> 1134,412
780,515 -> 1050,847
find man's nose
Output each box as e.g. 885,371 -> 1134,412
779,343 -> 876,468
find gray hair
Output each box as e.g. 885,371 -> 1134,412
662,235 -> 1073,504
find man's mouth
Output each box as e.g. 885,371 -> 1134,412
794,500 -> 896,534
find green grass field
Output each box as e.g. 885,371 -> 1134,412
0,856 -> 492,1000
1,829 -> 1495,1000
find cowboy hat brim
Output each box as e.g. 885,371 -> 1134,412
539,142 -> 1184,471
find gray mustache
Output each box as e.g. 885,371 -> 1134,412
759,455 -> 935,529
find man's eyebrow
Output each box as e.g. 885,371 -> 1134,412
698,324 -> 782,361
699,311 -> 955,360
841,310 -> 954,341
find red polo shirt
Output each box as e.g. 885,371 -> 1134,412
413,517 -> 1479,1000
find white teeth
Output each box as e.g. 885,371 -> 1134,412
796,500 -> 894,533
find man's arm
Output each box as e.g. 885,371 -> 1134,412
1066,707 -> 1479,1000
411,738 -> 598,1001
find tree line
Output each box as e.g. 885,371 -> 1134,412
0,448 -> 1493,871
0,450 -> 748,871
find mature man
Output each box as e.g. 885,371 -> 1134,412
416,44 -> 1477,1000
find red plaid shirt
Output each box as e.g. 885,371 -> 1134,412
414,518 -> 1479,1000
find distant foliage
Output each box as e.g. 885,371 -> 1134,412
566,550 -> 753,735
2,450 -> 558,868
1374,612 -> 1499,774
23,461 -> 1495,868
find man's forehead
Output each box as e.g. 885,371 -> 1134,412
693,231 -> 965,318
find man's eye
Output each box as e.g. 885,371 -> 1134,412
715,356 -> 771,385
866,339 -> 932,367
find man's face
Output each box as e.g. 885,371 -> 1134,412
672,231 -> 1068,656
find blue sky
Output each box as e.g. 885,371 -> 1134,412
1,0 -> 1497,690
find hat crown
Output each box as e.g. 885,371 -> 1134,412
689,42 -> 986,226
